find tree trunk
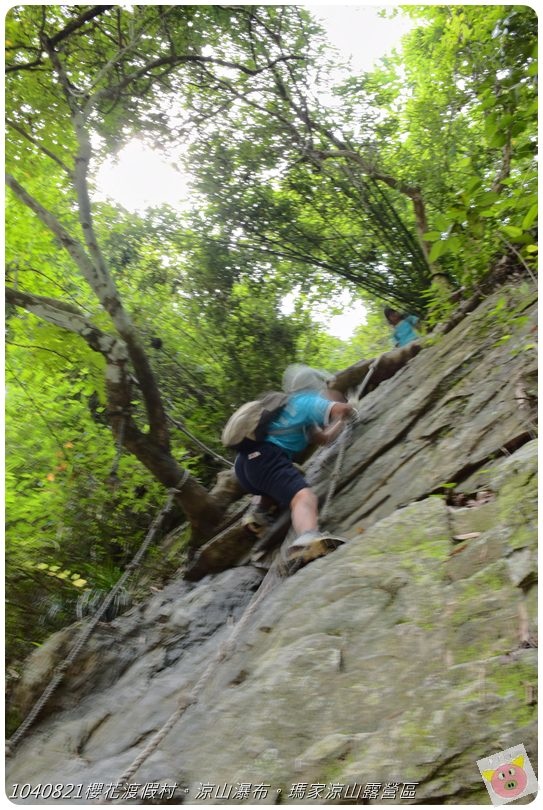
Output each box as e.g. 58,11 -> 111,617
5,286 -> 223,545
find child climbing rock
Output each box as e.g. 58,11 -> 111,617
384,307 -> 421,347
233,365 -> 355,566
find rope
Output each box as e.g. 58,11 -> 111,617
169,468 -> 190,494
166,409 -> 234,469
99,560 -> 285,804
304,353 -> 383,521
352,352 -> 382,402
319,421 -> 352,522
6,486 -> 181,757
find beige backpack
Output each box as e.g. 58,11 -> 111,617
221,392 -> 289,449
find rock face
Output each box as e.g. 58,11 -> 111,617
6,283 -> 538,805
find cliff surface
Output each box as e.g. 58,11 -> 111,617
6,281 -> 538,804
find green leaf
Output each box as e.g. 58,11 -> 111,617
511,119 -> 529,138
445,236 -> 461,253
484,113 -> 500,138
488,131 -> 509,148
475,191 -> 500,206
522,204 -> 538,230
423,231 -> 442,242
480,94 -> 496,111
429,240 -> 449,262
433,213 -> 450,231
502,225 -> 523,239
465,177 -> 482,194
446,207 -> 466,222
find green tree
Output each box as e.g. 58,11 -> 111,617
373,6 -> 538,291
184,5 -> 536,320
5,4 -> 311,541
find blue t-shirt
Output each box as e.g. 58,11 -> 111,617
266,390 -> 333,456
393,315 -> 419,347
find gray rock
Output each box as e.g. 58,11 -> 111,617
506,547 -> 537,589
6,284 -> 538,805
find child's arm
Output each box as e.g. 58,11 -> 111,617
310,402 -> 355,446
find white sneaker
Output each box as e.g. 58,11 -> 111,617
287,530 -> 346,564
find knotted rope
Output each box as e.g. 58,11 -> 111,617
101,559 -> 284,803
321,353 -> 382,519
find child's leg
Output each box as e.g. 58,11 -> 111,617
289,487 -> 319,536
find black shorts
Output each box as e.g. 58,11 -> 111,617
234,441 -> 308,508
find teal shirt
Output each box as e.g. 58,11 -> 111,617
393,315 -> 419,347
266,391 -> 333,456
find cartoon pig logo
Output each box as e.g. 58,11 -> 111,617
482,755 -> 528,799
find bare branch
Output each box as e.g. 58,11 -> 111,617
6,118 -> 74,180
6,341 -> 74,363
47,5 -> 115,47
6,172 -> 107,295
6,57 -> 44,74
89,52 -> 303,110
5,287 -> 123,357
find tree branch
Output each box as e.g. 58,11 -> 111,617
6,341 -> 74,363
6,172 -> 107,295
6,286 -> 223,539
38,32 -> 172,450
6,171 -> 170,448
5,287 -> 125,358
89,52 -> 303,110
6,118 -> 74,180
309,141 -> 434,268
6,57 -> 45,74
232,55 -> 433,275
492,132 -> 513,194
47,5 -> 115,47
